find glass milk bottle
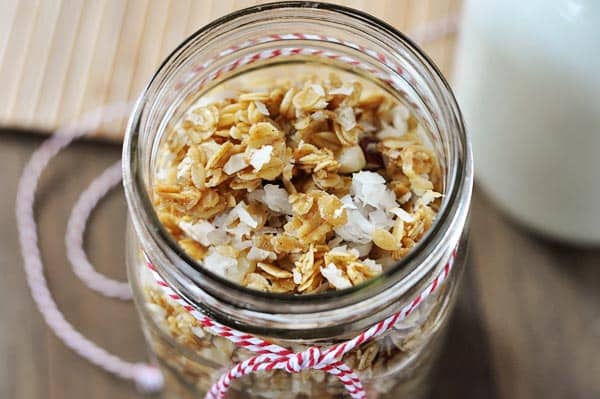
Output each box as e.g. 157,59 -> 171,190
454,0 -> 600,244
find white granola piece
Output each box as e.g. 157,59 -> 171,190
377,123 -> 406,140
321,263 -> 352,289
179,219 -> 229,246
309,83 -> 325,97
390,207 -> 416,223
248,184 -> 292,214
232,202 -> 258,229
223,153 -> 248,175
418,189 -> 442,206
191,326 -> 205,339
336,106 -> 356,131
250,145 -> 273,171
247,247 -> 277,261
329,245 -> 360,258
202,248 -> 239,281
362,258 -> 383,274
199,140 -> 221,160
348,242 -> 373,257
232,239 -> 253,251
368,208 -> 395,231
398,191 -> 412,204
329,85 -> 354,96
176,155 -> 194,181
311,110 -> 327,121
335,208 -> 373,243
351,171 -> 398,210
392,104 -> 410,131
195,89 -> 238,106
263,184 -> 292,214
254,100 -> 270,116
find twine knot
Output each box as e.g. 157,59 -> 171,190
285,346 -> 322,373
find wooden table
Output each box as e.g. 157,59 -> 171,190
1,130 -> 599,398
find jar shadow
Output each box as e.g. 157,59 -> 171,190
428,257 -> 499,399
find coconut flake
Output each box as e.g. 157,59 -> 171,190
392,104 -> 410,130
351,171 -> 397,210
247,247 -> 277,261
349,242 -> 373,258
419,190 -> 442,206
179,220 -> 215,246
250,145 -> 273,171
235,202 -> 258,228
340,194 -> 358,210
310,84 -> 325,97
329,85 -> 354,96
223,153 -> 248,175
293,269 -> 302,285
248,185 -> 292,214
263,184 -> 292,214
232,239 -> 253,251
377,123 -> 407,140
311,111 -> 327,121
191,326 -> 206,338
398,191 -> 412,204
362,258 -> 383,274
199,141 -> 221,160
176,155 -> 193,180
390,207 -> 416,223
203,249 -> 238,280
330,245 -> 360,258
335,208 -> 373,243
321,263 -> 352,289
337,106 -> 356,131
254,101 -> 270,116
368,208 -> 395,230
195,89 -> 238,107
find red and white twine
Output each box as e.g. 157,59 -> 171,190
15,19 -> 458,399
147,250 -> 456,399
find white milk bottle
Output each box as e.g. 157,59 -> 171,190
454,0 -> 600,244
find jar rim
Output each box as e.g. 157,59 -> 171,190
123,1 -> 473,316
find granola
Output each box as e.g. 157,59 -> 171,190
152,73 -> 442,293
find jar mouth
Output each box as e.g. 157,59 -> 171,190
123,1 -> 473,314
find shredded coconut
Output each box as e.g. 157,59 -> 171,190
419,189 -> 442,206
321,263 -> 352,289
203,248 -> 239,280
329,85 -> 354,96
235,202 -> 258,228
351,171 -> 398,210
178,220 -> 215,246
250,145 -> 273,171
176,155 -> 193,180
254,101 -> 270,116
264,184 -> 292,214
390,207 -> 416,223
337,106 -> 356,131
223,153 -> 248,175
247,247 -> 277,261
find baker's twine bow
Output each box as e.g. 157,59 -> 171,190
147,249 -> 456,399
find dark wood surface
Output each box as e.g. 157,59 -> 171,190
1,130 -> 598,399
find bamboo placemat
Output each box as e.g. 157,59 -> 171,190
0,0 -> 461,140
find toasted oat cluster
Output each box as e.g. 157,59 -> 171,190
153,73 -> 442,293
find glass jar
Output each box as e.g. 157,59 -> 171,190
123,3 -> 472,399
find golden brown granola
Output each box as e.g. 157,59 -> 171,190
152,73 -> 442,293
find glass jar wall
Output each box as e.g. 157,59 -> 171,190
123,3 -> 472,399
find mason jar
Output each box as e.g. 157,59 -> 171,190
123,3 -> 473,399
